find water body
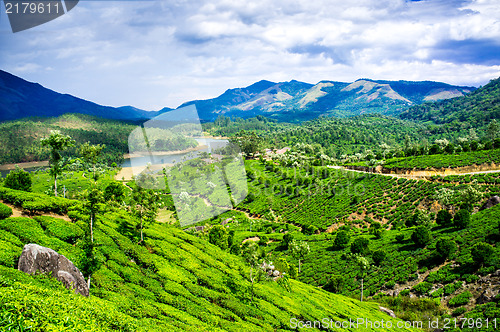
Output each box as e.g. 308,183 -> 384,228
121,138 -> 229,168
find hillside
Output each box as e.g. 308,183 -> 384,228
0,113 -> 135,165
400,77 -> 500,127
0,70 -> 160,122
0,186 -> 415,331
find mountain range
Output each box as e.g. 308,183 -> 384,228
0,69 -> 475,123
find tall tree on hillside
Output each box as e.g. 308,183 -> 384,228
81,142 -> 106,182
85,187 -> 103,243
289,240 -> 310,273
354,255 -> 369,302
131,186 -> 159,244
487,119 -> 499,141
41,130 -> 74,196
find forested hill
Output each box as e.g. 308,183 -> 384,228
0,70 -> 161,122
399,77 -> 500,127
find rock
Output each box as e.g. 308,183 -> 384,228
379,306 -> 396,318
18,243 -> 89,297
480,196 -> 500,211
476,288 -> 498,304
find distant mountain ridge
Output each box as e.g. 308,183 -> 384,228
0,69 -> 475,123
0,70 -> 164,122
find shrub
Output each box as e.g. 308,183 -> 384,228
333,230 -> 350,248
104,182 -> 126,202
399,289 -> 410,296
435,209 -> 452,226
411,226 -> 431,247
208,225 -> 228,250
282,233 -> 294,249
435,238 -> 457,259
395,234 -> 405,243
372,250 -> 386,266
0,203 -> 13,219
302,224 -> 318,235
448,291 -> 472,307
258,235 -> 269,246
324,275 -> 345,293
4,167 -> 31,192
471,242 -> 494,266
412,282 -> 432,295
453,209 -> 470,229
452,307 -> 467,316
350,237 -> 369,255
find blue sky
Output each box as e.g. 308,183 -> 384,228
1,0 -> 499,111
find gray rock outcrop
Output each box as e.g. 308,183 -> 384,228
18,243 -> 89,297
480,196 -> 500,211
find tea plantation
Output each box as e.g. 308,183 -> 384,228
0,186 -> 416,331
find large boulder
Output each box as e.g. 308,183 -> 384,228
480,196 -> 500,211
18,243 -> 89,296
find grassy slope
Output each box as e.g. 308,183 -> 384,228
0,188 -> 416,332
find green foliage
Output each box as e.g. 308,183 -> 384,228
471,242 -> 495,266
4,167 -> 32,192
454,209 -> 471,229
282,232 -> 294,249
436,209 -> 453,226
333,230 -> 350,248
104,181 -> 126,202
406,210 -> 430,227
448,291 -> 473,307
208,225 -> 229,250
412,282 -> 433,295
351,237 -> 370,255
0,203 -> 12,220
411,226 -> 431,247
435,238 -> 457,260
372,249 -> 386,266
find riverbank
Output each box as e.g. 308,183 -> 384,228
0,160 -> 49,171
124,144 -> 208,159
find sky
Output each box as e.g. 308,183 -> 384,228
1,0 -> 499,111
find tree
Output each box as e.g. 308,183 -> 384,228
471,242 -> 494,266
229,130 -> 263,157
334,230 -> 350,248
289,240 -> 310,273
324,275 -> 344,293
354,255 -> 370,302
453,209 -> 470,229
487,119 -> 499,141
406,210 -> 430,227
241,242 -> 263,301
372,250 -> 386,266
104,181 -> 126,202
411,226 -> 431,247
350,237 -> 370,255
41,130 -> 75,196
436,209 -> 453,226
4,166 -> 31,191
435,238 -> 457,259
131,186 -> 159,243
80,142 -> 105,182
79,231 -> 101,289
282,233 -> 295,249
209,225 -> 229,250
435,188 -> 454,208
459,182 -> 483,206
85,187 -> 103,243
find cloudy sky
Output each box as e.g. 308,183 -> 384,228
1,0 -> 499,111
